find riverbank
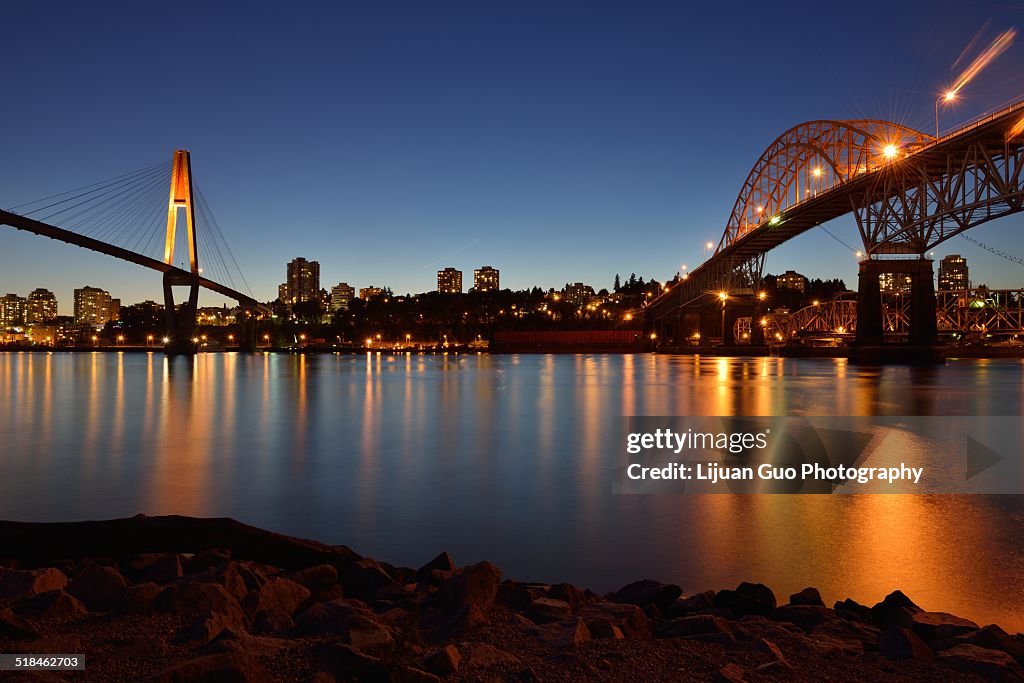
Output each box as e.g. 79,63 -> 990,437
0,516 -> 1020,682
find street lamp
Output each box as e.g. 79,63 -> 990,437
935,90 -> 956,139
718,291 -> 728,344
703,241 -> 714,260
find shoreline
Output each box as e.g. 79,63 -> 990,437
3,345 -> 1024,359
1,515 -> 1021,681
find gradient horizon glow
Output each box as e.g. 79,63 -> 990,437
3,0 -> 1024,314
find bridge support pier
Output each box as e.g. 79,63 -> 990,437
853,258 -> 941,364
163,271 -> 199,355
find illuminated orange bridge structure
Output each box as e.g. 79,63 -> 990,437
646,99 -> 1024,359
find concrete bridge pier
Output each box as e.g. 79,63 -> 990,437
853,258 -> 941,363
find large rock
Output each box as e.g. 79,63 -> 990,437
771,604 -> 833,631
243,576 -> 310,617
578,602 -> 649,638
121,554 -> 182,584
67,561 -> 129,611
834,598 -> 874,624
871,590 -> 920,629
15,590 -> 87,618
296,598 -> 394,648
547,583 -> 584,612
878,626 -> 933,662
147,652 -> 267,682
181,609 -> 246,644
424,645 -> 461,676
713,582 -> 776,618
909,610 -> 978,645
938,644 -> 1024,681
657,614 -> 736,644
288,564 -> 338,596
527,597 -> 573,624
458,642 -> 520,668
123,582 -> 164,613
531,617 -> 591,648
253,609 -> 294,634
956,624 -> 1024,664
788,587 -> 824,607
667,591 -> 716,618
608,579 -> 682,612
417,552 -> 456,578
0,567 -> 68,601
434,561 -> 502,623
588,617 -> 625,640
344,559 -> 396,599
156,581 -> 246,625
0,608 -> 38,639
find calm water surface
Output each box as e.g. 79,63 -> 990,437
1,352 -> 1022,631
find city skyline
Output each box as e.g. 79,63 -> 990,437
3,1 -> 1024,312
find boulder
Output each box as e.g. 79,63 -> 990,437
424,644 -> 461,676
878,626 -> 933,662
547,583 -> 584,612
789,587 -> 824,607
0,567 -> 68,601
253,609 -> 294,634
956,624 -> 1024,664
909,610 -> 978,645
243,576 -> 310,617
587,617 -> 624,640
608,579 -> 682,612
657,614 -> 736,645
183,548 -> 231,574
0,608 -> 39,639
417,552 -> 456,578
121,554 -> 182,584
15,590 -> 87,618
871,590 -> 920,629
834,598 -> 874,624
527,597 -> 573,624
532,617 -> 591,648
578,602 -> 649,638
667,591 -> 716,618
67,561 -> 128,611
122,582 -> 164,613
344,558 -> 395,599
180,609 -> 246,644
434,561 -> 502,621
938,644 -> 1024,681
771,604 -> 833,631
296,599 -> 394,648
156,581 -> 246,625
497,581 -> 534,609
288,564 -> 338,596
147,652 -> 267,682
713,582 -> 776,618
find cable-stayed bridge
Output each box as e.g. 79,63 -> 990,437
0,151 -> 258,353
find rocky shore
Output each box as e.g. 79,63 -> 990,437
0,515 -> 1021,682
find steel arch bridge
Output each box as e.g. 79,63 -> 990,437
648,98 -> 1024,349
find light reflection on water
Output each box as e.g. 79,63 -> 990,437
0,352 -> 1022,631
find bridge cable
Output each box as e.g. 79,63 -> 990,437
6,161 -> 168,212
960,233 -> 1024,268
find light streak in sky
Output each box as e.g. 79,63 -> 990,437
949,27 -> 1016,96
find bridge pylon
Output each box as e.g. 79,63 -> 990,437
162,150 -> 200,355
852,258 -> 940,363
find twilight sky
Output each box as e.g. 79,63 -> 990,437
3,0 -> 1024,313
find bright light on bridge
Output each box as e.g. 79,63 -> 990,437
768,215 -> 782,226
882,144 -> 899,159
812,167 -> 822,177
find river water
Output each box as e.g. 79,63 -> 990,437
0,352 -> 1021,631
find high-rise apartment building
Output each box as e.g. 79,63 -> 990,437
26,288 -> 58,323
73,286 -> 117,326
0,294 -> 26,327
879,273 -> 912,293
938,254 -> 969,290
285,258 -> 320,304
330,283 -> 355,311
473,266 -> 500,292
437,268 -> 463,293
563,282 -> 594,306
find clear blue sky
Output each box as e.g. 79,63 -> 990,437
3,0 -> 1024,313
